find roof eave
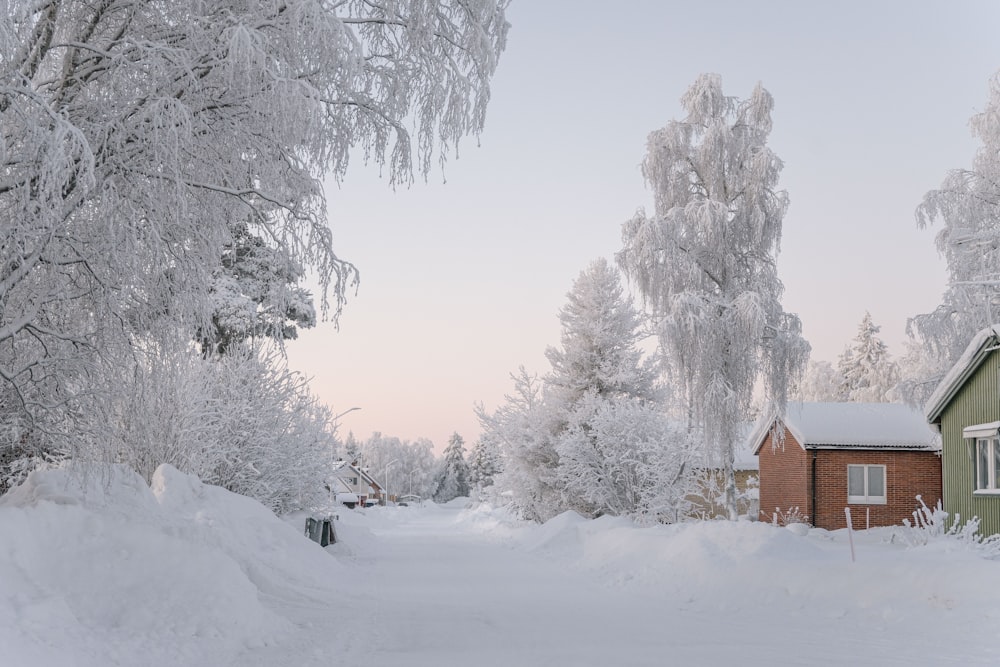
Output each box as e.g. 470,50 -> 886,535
925,327 -> 1000,423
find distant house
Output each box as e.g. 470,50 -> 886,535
925,325 -> 1000,537
330,461 -> 384,507
688,436 -> 760,520
749,402 -> 941,530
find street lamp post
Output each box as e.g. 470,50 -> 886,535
329,407 -> 361,508
384,458 -> 399,505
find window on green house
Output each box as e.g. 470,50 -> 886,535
974,437 -> 1000,492
847,464 -> 886,504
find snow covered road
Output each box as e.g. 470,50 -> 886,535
321,503 -> 1000,666
5,467 -> 998,666
348,507 -> 687,665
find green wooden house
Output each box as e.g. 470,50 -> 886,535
925,325 -> 1000,536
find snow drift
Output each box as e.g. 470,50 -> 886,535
0,464 -> 345,667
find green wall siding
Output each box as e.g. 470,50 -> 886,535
939,348 -> 1000,536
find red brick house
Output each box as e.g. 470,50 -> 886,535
749,402 -> 941,530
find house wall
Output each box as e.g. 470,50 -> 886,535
687,469 -> 759,519
812,450 -> 942,530
757,425 -> 810,523
938,348 -> 1000,536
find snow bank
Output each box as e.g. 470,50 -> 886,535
0,463 -> 344,666
462,504 -> 1000,627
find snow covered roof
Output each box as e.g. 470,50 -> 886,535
748,401 -> 940,454
330,461 -> 383,489
924,325 -> 1000,424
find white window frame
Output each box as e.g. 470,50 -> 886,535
847,464 -> 887,505
973,437 -> 1000,494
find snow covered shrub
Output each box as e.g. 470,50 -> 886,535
75,341 -> 335,514
900,496 -> 1000,557
0,451 -> 65,496
555,393 -> 697,521
192,346 -> 337,514
771,507 -> 811,527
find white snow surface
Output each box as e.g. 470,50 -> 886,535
3,465 -> 999,665
749,401 -> 940,453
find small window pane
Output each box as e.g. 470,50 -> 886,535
979,440 -> 990,490
868,466 -> 885,498
992,439 -> 1000,490
848,466 -> 865,496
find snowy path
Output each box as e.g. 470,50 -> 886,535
10,467 -> 999,666
307,505 -> 1000,667
352,507 -> 690,665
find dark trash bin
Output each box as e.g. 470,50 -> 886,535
304,516 -> 337,546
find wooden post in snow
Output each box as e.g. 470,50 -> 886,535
844,507 -> 856,563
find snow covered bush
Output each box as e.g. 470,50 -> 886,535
478,369 -> 563,522
74,342 -> 336,514
900,496 -> 1000,557
555,394 -> 697,522
769,506 -> 811,527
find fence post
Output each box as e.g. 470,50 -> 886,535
844,507 -> 856,563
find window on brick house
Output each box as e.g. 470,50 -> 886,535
974,437 -> 1000,492
847,465 -> 886,504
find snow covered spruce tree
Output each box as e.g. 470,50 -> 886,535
905,73 -> 1000,402
618,74 -> 809,520
546,259 -> 693,519
836,312 -> 899,402
468,433 -> 502,496
197,222 -> 317,357
434,432 -> 471,503
0,1 -> 510,455
479,260 -> 696,522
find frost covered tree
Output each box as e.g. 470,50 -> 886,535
468,433 -> 502,493
360,432 -> 437,499
836,312 -> 899,402
790,360 -> 844,403
197,222 -> 316,356
0,0 -> 510,451
476,369 -> 560,522
908,72 -> 1000,393
545,259 -> 660,410
895,336 -> 948,408
434,432 -> 470,502
340,432 -> 362,466
480,260 -> 696,521
546,259 -> 691,519
618,74 -> 809,520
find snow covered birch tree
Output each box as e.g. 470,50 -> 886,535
0,0 -> 510,451
907,72 -> 1000,399
790,360 -> 844,403
618,74 -> 809,520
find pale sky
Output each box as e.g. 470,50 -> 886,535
285,1 -> 1000,451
